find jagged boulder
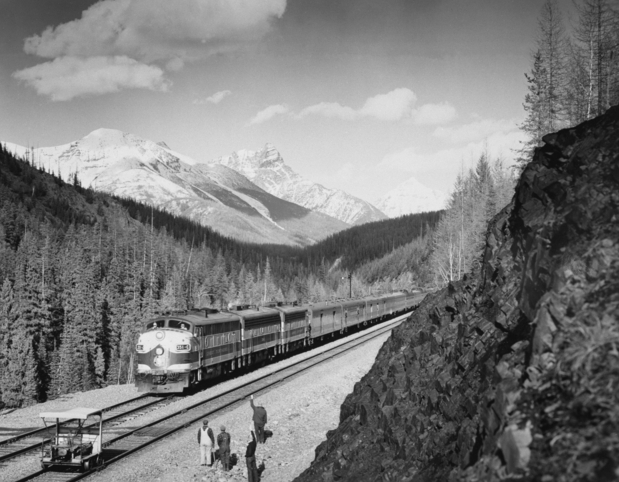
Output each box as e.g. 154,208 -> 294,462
294,107 -> 619,481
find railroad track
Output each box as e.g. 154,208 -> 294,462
10,311 -> 411,482
0,395 -> 179,468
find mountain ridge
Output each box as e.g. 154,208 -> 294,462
217,144 -> 388,225
3,129 -> 347,246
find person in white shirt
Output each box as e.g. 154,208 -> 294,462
197,419 -> 215,466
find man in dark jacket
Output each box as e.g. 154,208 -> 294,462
249,394 -> 267,443
217,425 -> 231,471
245,431 -> 259,482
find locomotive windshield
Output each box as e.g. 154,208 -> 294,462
144,320 -> 192,331
168,319 -> 192,331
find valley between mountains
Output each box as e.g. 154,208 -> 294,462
4,128 -> 447,246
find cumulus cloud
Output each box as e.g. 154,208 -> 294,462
24,0 -> 287,63
249,104 -> 291,125
295,88 -> 454,124
376,127 -> 527,189
359,88 -> 417,121
13,56 -> 169,101
297,102 -> 357,120
194,90 -> 232,105
17,0 -> 286,99
412,102 -> 457,125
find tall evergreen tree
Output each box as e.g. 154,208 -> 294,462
519,50 -> 548,169
573,0 -> 617,117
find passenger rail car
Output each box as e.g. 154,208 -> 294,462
136,291 -> 424,393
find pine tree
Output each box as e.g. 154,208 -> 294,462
2,332 -> 39,407
519,50 -> 548,169
538,0 -> 567,132
519,1 -> 567,169
94,346 -> 106,388
50,322 -> 79,397
572,0 -> 617,117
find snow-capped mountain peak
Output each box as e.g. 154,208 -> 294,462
3,130 -> 347,246
217,144 -> 387,225
375,176 -> 448,217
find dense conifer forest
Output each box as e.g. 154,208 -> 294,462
0,145 -> 438,407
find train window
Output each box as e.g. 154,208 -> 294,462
146,321 -> 160,330
169,320 -> 191,331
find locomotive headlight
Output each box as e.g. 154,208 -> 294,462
155,347 -> 164,355
176,344 -> 190,351
156,331 -> 165,340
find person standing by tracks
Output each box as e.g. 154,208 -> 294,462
249,394 -> 267,443
197,419 -> 215,467
217,425 -> 231,471
245,430 -> 259,482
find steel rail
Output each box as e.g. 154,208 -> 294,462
0,394 -> 155,448
11,309 -> 415,482
0,395 -> 177,465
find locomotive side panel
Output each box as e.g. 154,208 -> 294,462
197,320 -> 242,370
237,308 -> 281,357
275,305 -> 310,348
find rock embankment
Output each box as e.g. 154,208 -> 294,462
294,108 -> 619,481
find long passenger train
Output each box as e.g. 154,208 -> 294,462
135,291 -> 424,393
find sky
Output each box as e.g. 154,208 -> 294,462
0,0 -> 577,202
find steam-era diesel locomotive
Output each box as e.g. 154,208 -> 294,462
135,291 -> 424,393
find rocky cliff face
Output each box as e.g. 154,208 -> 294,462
294,108 -> 619,481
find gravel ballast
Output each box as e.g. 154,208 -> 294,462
85,332 -> 391,482
0,321 -> 397,482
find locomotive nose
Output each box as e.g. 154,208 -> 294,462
153,344 -> 166,367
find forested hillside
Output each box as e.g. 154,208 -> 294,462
430,154 -> 516,287
519,0 -> 619,166
0,146 -> 435,408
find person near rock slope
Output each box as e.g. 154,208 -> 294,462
249,394 -> 267,443
217,425 -> 231,471
197,419 -> 215,467
245,430 -> 259,482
